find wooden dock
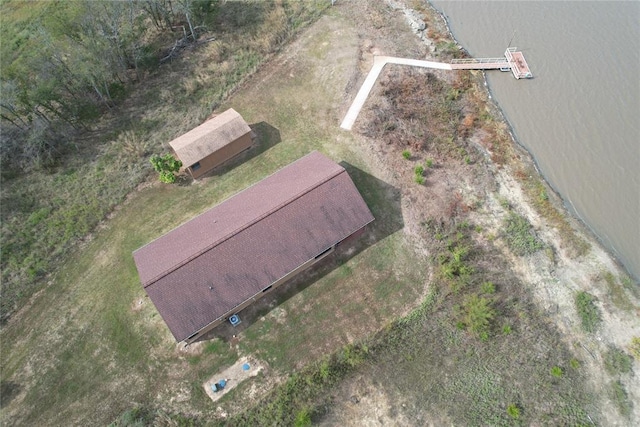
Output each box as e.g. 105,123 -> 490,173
504,47 -> 532,79
341,48 -> 533,130
450,47 -> 532,79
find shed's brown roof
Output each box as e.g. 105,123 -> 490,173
133,151 -> 374,341
169,108 -> 251,167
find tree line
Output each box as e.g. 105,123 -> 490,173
0,0 -> 216,173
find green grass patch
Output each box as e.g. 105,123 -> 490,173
222,342 -> 371,426
610,380 -> 632,417
602,270 -> 638,313
629,337 -> 640,360
575,291 -> 601,333
603,346 -> 633,376
503,212 -> 544,256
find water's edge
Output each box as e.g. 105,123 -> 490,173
427,0 -> 638,281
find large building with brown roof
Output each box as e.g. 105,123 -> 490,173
169,108 -> 253,179
133,151 -> 375,344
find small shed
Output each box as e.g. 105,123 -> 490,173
169,108 -> 253,179
133,151 -> 375,344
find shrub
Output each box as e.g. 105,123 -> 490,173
294,409 -> 312,427
150,153 -> 182,184
503,212 -> 544,256
110,407 -> 154,426
402,150 -> 411,159
462,294 -> 495,337
438,244 -> 473,285
570,358 -> 581,370
414,164 -> 425,176
550,366 -> 563,378
506,404 -> 520,420
415,175 -> 425,185
480,281 -> 496,295
498,197 -> 510,210
603,346 -> 633,376
575,291 -> 601,333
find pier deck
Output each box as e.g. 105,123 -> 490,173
505,47 -> 533,79
449,48 -> 532,78
450,58 -> 509,70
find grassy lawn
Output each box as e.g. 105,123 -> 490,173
0,10 -> 427,425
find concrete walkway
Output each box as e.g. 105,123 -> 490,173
340,56 -> 453,131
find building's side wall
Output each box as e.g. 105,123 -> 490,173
184,225 -> 370,345
188,132 -> 253,179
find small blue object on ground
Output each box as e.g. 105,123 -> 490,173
212,379 -> 227,393
229,314 -> 241,326
242,363 -> 250,371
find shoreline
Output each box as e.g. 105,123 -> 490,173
374,1 -> 639,423
425,0 -> 638,282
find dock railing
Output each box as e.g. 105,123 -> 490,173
451,57 -> 507,65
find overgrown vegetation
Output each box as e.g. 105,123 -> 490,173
575,291 -> 601,333
363,70 -> 463,159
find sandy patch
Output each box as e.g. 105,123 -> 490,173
203,356 -> 265,403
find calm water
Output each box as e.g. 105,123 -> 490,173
429,1 -> 640,279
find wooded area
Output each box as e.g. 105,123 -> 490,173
1,0 -> 215,172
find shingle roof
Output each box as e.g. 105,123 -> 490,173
169,108 -> 251,167
133,151 -> 375,341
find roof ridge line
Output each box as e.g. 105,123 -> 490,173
142,167 -> 346,288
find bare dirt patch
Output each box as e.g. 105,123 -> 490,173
203,357 -> 265,403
